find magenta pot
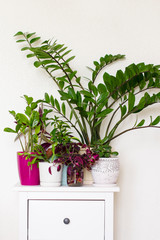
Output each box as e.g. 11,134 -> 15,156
17,152 -> 40,185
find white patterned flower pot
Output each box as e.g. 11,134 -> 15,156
91,157 -> 120,186
39,162 -> 62,187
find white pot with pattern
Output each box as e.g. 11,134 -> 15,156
91,157 -> 120,186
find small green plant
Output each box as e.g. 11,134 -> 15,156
4,95 -> 51,153
14,31 -> 160,157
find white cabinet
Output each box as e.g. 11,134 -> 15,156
15,185 -> 119,240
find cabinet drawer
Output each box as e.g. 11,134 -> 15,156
28,200 -> 104,240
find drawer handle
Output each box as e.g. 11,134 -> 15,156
63,218 -> 70,224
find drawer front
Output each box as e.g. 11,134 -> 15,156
28,200 -> 104,240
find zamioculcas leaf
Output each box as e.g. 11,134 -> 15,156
34,61 -> 42,68
120,105 -> 127,118
137,119 -> 145,127
30,37 -> 40,44
97,83 -> 106,93
150,116 -> 160,126
76,77 -> 81,84
27,54 -> 35,58
128,92 -> 135,112
96,108 -> 113,118
59,81 -> 64,89
14,31 -> 24,36
26,32 -> 36,38
62,102 -> 66,115
21,47 -> 29,51
50,95 -> 55,106
16,39 -> 26,43
80,90 -> 94,98
55,99 -> 60,112
70,109 -> 73,120
45,93 -> 50,103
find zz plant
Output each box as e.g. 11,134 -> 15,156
14,31 -> 160,157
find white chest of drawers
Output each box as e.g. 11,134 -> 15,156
15,185 -> 119,240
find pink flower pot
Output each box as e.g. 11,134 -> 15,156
17,152 -> 40,185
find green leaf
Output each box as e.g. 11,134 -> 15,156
30,37 -> 40,44
26,32 -> 36,38
80,90 -> 94,98
96,108 -> 113,118
76,77 -> 81,84
137,119 -> 145,127
9,110 -> 16,117
27,54 -> 35,58
97,92 -> 108,104
23,95 -> 33,105
128,92 -> 135,112
88,81 -> 98,96
16,113 -> 29,125
14,31 -> 24,36
55,99 -> 60,112
120,105 -> 127,118
34,61 -> 42,68
44,93 -> 50,103
21,47 -> 29,51
63,56 -> 75,66
25,106 -> 32,116
4,127 -> 16,133
62,102 -> 66,115
150,116 -> 160,126
59,81 -> 64,89
97,83 -> 107,93
50,95 -> 55,106
96,102 -> 106,113
16,39 -> 26,43
16,124 -> 21,132
70,109 -> 73,120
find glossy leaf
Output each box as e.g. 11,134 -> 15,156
128,92 -> 135,112
62,102 -> 66,115
55,99 -> 60,112
96,108 -> 113,118
150,116 -> 160,126
45,93 -> 50,103
30,37 -> 40,44
137,119 -> 145,127
4,127 -> 16,133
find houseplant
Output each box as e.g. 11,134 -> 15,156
4,95 -> 51,185
53,142 -> 99,186
35,116 -> 77,187
14,31 -> 160,185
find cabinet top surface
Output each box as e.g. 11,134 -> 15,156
14,183 -> 120,192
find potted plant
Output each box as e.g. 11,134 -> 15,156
53,142 -> 99,186
4,95 -> 51,185
14,31 -> 160,185
36,116 -> 77,187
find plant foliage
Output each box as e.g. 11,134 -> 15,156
14,31 -> 160,156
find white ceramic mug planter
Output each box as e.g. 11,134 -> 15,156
91,157 -> 120,186
39,162 -> 62,187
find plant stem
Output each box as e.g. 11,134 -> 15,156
106,125 -> 160,143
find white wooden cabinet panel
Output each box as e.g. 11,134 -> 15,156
28,200 -> 104,240
14,185 -> 120,240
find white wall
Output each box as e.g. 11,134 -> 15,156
1,0 -> 160,239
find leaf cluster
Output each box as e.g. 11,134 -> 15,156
13,31 -> 160,157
